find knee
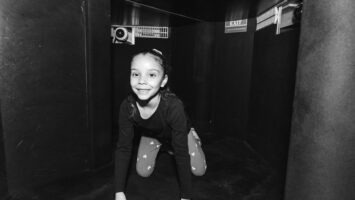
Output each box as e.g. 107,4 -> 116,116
136,160 -> 154,177
136,169 -> 153,177
191,163 -> 207,176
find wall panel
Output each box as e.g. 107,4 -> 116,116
247,24 -> 300,184
0,0 -> 112,196
212,22 -> 254,138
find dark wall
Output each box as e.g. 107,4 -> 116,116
0,0 -> 89,193
285,0 -> 355,199
169,22 -> 217,133
211,22 -> 254,138
0,101 -> 7,197
208,1 -> 256,139
169,24 -> 197,119
189,22 -> 215,132
87,0 -> 113,169
247,24 -> 300,174
0,0 -> 112,196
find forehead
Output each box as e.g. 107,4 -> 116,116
131,54 -> 163,71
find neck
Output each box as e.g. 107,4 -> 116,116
136,92 -> 161,109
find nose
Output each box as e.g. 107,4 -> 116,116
138,75 -> 147,84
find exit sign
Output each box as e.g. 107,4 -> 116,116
225,19 -> 248,33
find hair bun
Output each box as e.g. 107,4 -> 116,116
152,48 -> 163,55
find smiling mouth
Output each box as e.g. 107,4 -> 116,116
136,89 -> 150,94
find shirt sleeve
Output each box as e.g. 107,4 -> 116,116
167,99 -> 193,199
115,99 -> 134,193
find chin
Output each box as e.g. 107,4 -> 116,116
136,96 -> 150,101
134,93 -> 152,101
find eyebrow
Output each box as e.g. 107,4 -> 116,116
131,68 -> 161,72
147,69 -> 160,72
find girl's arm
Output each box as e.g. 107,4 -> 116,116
115,100 -> 135,195
168,99 -> 193,199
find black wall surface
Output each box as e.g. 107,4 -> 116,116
169,22 -> 216,132
86,0 -> 113,169
209,1 -> 258,139
190,22 -> 215,132
247,24 -> 300,183
285,0 -> 355,199
211,22 -> 254,139
0,101 -> 7,197
0,0 -> 112,196
169,23 -> 197,121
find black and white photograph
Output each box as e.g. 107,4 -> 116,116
1,0 -> 354,200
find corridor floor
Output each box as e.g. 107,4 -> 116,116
32,133 -> 285,200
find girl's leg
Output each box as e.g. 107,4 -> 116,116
188,128 -> 207,176
136,136 -> 161,177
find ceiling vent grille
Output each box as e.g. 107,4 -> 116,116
134,26 -> 169,39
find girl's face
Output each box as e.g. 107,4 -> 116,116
130,54 -> 168,101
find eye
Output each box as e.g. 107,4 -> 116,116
149,73 -> 157,78
131,72 -> 139,77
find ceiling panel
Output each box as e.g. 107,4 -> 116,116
112,0 -> 280,23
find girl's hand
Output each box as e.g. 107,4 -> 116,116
115,192 -> 127,200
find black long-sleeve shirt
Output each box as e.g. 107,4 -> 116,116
115,94 -> 192,199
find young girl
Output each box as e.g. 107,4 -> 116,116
115,49 -> 206,200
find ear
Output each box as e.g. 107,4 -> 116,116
161,74 -> 168,88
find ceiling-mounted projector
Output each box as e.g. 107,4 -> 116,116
111,26 -> 135,45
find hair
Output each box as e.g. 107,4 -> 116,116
128,48 -> 175,120
132,48 -> 171,76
